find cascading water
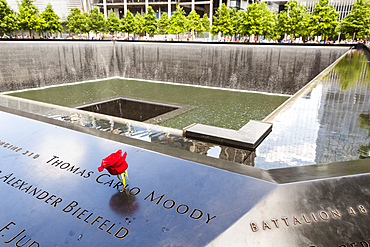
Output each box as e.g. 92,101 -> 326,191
0,41 -> 349,94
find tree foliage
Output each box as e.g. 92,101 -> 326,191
157,12 -> 170,34
238,2 -> 264,37
211,3 -> 233,36
187,10 -> 202,33
67,7 -> 86,34
134,12 -> 143,34
229,8 -> 242,37
261,4 -> 278,39
123,10 -> 138,35
0,0 -> 357,40
17,0 -> 39,36
339,0 -> 370,39
168,6 -> 189,35
142,6 -> 157,34
277,0 -> 309,38
308,0 -> 339,39
200,13 -> 211,33
0,0 -> 17,34
80,12 -> 90,35
89,7 -> 106,34
40,3 -> 62,34
106,9 -> 120,35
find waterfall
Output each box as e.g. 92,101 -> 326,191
0,41 -> 349,95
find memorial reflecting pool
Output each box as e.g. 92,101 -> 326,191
256,50 -> 370,169
2,49 -> 369,169
7,79 -> 288,130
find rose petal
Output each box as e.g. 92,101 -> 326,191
99,150 -> 128,175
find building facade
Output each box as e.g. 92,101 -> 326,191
7,0 -> 90,21
5,0 -> 356,23
90,0 -> 354,23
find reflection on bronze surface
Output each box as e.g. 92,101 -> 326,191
109,191 -> 139,216
219,147 -> 256,166
151,135 -> 256,166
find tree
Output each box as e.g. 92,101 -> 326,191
123,10 -> 138,37
229,8 -> 242,39
187,10 -> 202,40
0,0 -> 17,35
134,12 -> 143,35
80,12 -> 90,36
106,9 -> 120,35
277,0 -> 309,39
238,2 -> 265,39
277,10 -> 289,37
308,0 -> 339,40
261,5 -> 278,39
89,7 -> 106,37
142,6 -> 157,35
36,13 -> 46,35
211,3 -> 233,37
200,13 -> 211,33
17,0 -> 39,37
338,0 -> 370,40
66,7 -> 88,37
168,5 -> 189,40
157,12 -> 170,34
40,3 -> 62,36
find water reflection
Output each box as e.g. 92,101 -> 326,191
334,50 -> 370,91
151,136 -> 256,166
358,113 -> 370,159
255,49 -> 370,169
1,49 -> 368,169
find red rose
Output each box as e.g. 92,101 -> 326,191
98,150 -> 128,175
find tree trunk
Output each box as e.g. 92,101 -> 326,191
353,32 -> 356,41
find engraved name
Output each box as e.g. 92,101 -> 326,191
0,172 -> 63,207
46,156 -> 94,179
62,201 -> 129,239
0,222 -> 40,246
250,206 -> 368,232
0,170 -> 130,240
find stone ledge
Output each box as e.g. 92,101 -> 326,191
184,120 -> 272,150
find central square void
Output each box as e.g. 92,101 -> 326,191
77,98 -> 180,122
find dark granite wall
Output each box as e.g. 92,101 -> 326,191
0,41 -> 348,94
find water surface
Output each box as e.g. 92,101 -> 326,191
255,50 -> 370,169
8,79 -> 289,130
